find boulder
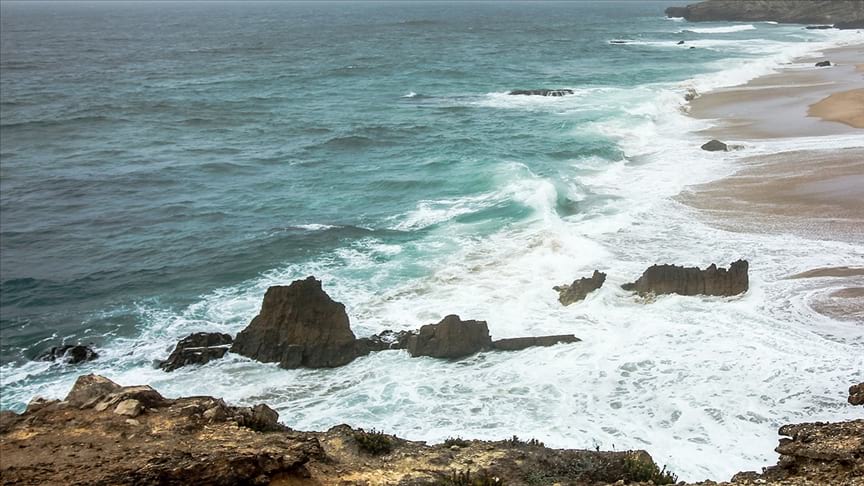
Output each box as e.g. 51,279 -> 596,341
234,403 -> 281,432
685,88 -> 699,102
491,335 -> 580,351
354,329 -> 416,356
64,374 -> 122,407
37,344 -> 98,364
622,260 -> 749,297
230,276 -> 359,369
701,139 -> 728,151
159,332 -> 233,372
677,40 -> 685,45
93,385 -> 166,412
553,270 -> 606,306
850,383 -> 864,406
406,315 -> 492,359
815,60 -> 831,67
509,89 -> 574,97
113,399 -> 143,418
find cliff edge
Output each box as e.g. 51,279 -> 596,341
666,0 -> 864,28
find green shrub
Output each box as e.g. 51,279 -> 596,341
352,428 -> 393,455
622,453 -> 678,485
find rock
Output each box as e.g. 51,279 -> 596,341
93,385 -> 166,412
664,1 -> 864,25
64,374 -> 122,407
622,260 -> 749,297
553,270 -> 606,306
25,397 -> 58,414
230,276 -> 359,369
113,399 -> 143,418
689,46 -> 696,49
685,88 -> 699,101
609,40 -> 629,44
850,383 -> 864,406
701,139 -> 728,151
354,329 -> 416,356
806,25 -> 834,29
235,404 -> 281,432
815,60 -> 832,67
36,344 -> 98,364
159,332 -> 233,372
491,335 -> 580,351
406,315 -> 491,359
835,20 -> 864,29
677,40 -> 685,45
509,89 -> 574,97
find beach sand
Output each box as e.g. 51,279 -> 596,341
680,44 -> 864,321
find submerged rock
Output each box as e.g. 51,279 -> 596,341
677,40 -> 685,45
553,270 -> 606,306
509,89 -> 574,96
491,335 -> 580,351
159,332 -> 233,372
815,60 -> 832,67
701,139 -> 728,151
37,344 -> 98,365
230,276 -> 359,368
406,315 -> 492,359
684,88 -> 699,102
850,383 -> 864,406
622,260 -> 749,297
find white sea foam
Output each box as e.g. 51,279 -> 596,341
683,24 -> 757,34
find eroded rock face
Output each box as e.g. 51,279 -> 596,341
850,383 -> 864,406
160,332 -> 233,372
509,89 -> 574,97
622,260 -> 749,297
701,139 -> 728,151
37,344 -> 98,364
491,335 -> 580,351
407,315 -> 492,359
554,270 -> 606,306
65,374 -> 123,407
230,277 -> 358,369
664,1 -> 864,25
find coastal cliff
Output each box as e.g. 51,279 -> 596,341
666,0 -> 864,27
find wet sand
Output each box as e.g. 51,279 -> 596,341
680,44 -> 864,321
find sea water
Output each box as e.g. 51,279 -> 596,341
1,1 -> 862,480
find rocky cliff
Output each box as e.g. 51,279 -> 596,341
666,0 -> 864,27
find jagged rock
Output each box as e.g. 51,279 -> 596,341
234,404 -> 281,432
230,276 -> 359,369
491,335 -> 580,351
622,260 -> 749,297
25,397 -> 58,414
677,40 -> 685,45
159,332 -> 233,372
850,383 -> 864,406
806,25 -> 834,29
815,60 -> 832,67
93,385 -> 166,412
664,1 -> 864,25
64,374 -> 122,407
553,270 -> 606,306
701,139 -> 728,151
113,399 -> 143,417
407,315 -> 492,359
354,329 -> 416,356
509,89 -> 574,97
36,344 -> 98,364
685,88 -> 699,101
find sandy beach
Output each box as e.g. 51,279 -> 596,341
680,44 -> 864,322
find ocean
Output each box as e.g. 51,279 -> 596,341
1,1 -> 862,480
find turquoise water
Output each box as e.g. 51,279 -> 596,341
2,1 -> 862,480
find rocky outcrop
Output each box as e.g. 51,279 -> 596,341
835,19 -> 864,29
230,276 -> 359,369
815,60 -> 832,67
354,329 -> 416,356
491,335 -> 580,351
622,260 -> 749,297
159,332 -> 233,371
36,344 -> 98,364
553,270 -> 606,306
701,139 -> 728,151
850,383 -> 864,406
406,315 -> 492,359
0,375 -> 678,486
664,1 -> 864,25
509,89 -> 574,97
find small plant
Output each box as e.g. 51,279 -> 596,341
352,428 -> 393,455
443,469 -> 505,485
444,436 -> 470,448
504,435 -> 544,448
622,453 -> 678,485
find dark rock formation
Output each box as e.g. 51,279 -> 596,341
36,344 -> 98,364
491,335 -> 580,351
354,329 -> 416,356
159,332 -> 233,372
806,25 -> 833,29
815,60 -> 832,67
850,383 -> 864,406
509,89 -> 574,97
406,315 -> 492,359
622,260 -> 749,297
664,1 -> 864,25
553,270 -> 606,306
0,375 -> 679,486
230,276 -> 359,369
701,139 -> 728,151
685,88 -> 699,101
835,19 -> 864,29
677,40 -> 685,45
